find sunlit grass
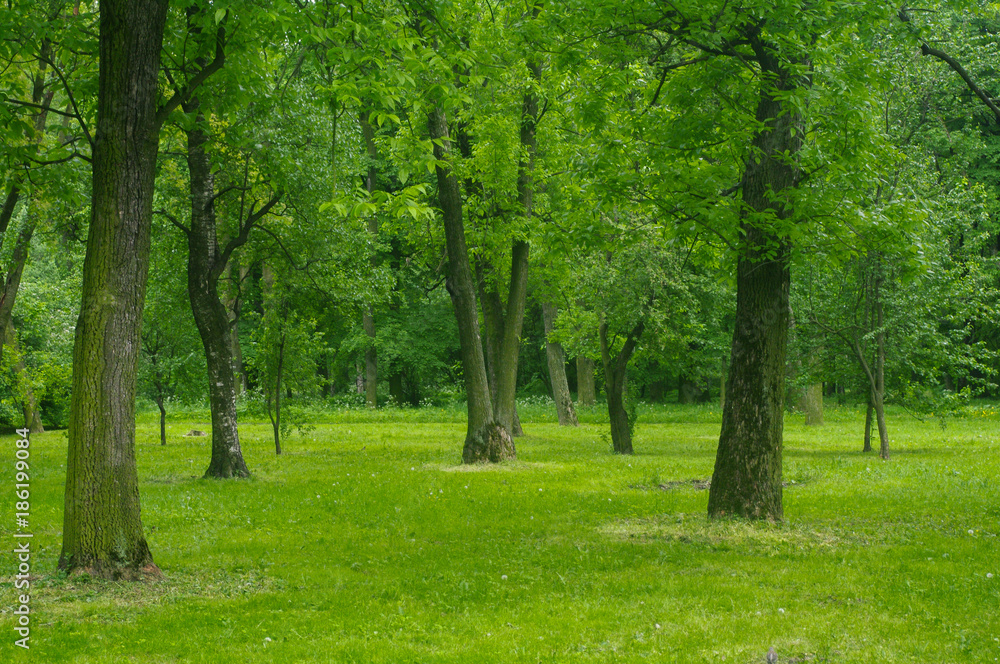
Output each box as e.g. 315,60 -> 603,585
1,403 -> 998,662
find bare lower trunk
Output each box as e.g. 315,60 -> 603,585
61,0 -> 169,578
428,104 -> 513,462
185,113 -> 250,479
864,395 -> 873,452
708,34 -> 801,521
542,301 -> 578,426
600,320 -> 643,455
577,356 -> 596,406
156,397 -> 166,446
360,112 -> 379,408
364,308 -> 377,407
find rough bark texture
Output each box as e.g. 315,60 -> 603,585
600,320 -> 643,455
185,114 -> 251,479
577,355 -> 596,406
428,105 -> 513,463
708,34 -> 801,521
60,0 -> 169,579
541,301 -> 578,426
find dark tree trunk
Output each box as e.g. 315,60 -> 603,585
541,301 -> 578,426
428,105 -> 513,462
61,0 -> 169,579
0,215 -> 37,370
577,355 -> 596,406
269,332 -> 285,456
388,372 -> 406,406
155,393 -> 166,446
708,35 -> 802,521
185,114 -> 251,479
600,320 -> 643,455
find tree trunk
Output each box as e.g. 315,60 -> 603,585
600,320 -> 643,455
802,383 -> 823,426
864,395 -> 873,453
0,214 -> 37,370
708,37 -> 801,521
271,332 -> 285,455
541,301 -> 578,426
577,355 -> 596,406
389,372 -> 406,406
874,272 -> 889,459
185,114 -> 251,479
5,325 -> 43,434
360,111 -> 379,408
155,393 -> 166,446
428,104 -> 513,463
61,0 -> 168,579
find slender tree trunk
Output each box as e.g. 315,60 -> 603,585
0,215 -> 37,369
577,356 -> 596,406
864,395 -> 873,453
360,112 -> 379,408
185,114 -> 251,479
541,301 -> 578,426
428,104 -> 513,462
600,320 -> 643,455
874,268 -> 889,459
273,333 -> 285,455
154,390 -> 166,446
61,0 -> 169,578
5,325 -> 43,434
708,37 -> 802,521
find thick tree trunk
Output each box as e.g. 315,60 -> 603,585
185,115 -> 251,479
61,0 -> 168,579
541,301 -> 578,426
600,320 -> 643,455
708,37 -> 801,521
428,105 -> 513,462
577,355 -> 596,406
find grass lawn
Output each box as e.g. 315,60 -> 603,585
1,403 -> 998,662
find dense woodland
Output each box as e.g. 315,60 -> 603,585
2,0 -> 1000,577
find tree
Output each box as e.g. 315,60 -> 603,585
61,0 -> 222,578
60,0 -> 170,578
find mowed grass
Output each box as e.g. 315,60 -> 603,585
1,404 -> 998,663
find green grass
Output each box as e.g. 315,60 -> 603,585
1,404 -> 998,663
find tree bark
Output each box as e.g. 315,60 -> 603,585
600,319 -> 643,455
873,268 -> 889,459
577,355 -> 596,406
541,301 -> 578,426
428,104 -> 513,462
185,112 -> 251,479
60,0 -> 169,579
708,35 -> 801,521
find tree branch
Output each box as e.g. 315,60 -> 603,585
155,24 -> 226,127
919,44 -> 1000,126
